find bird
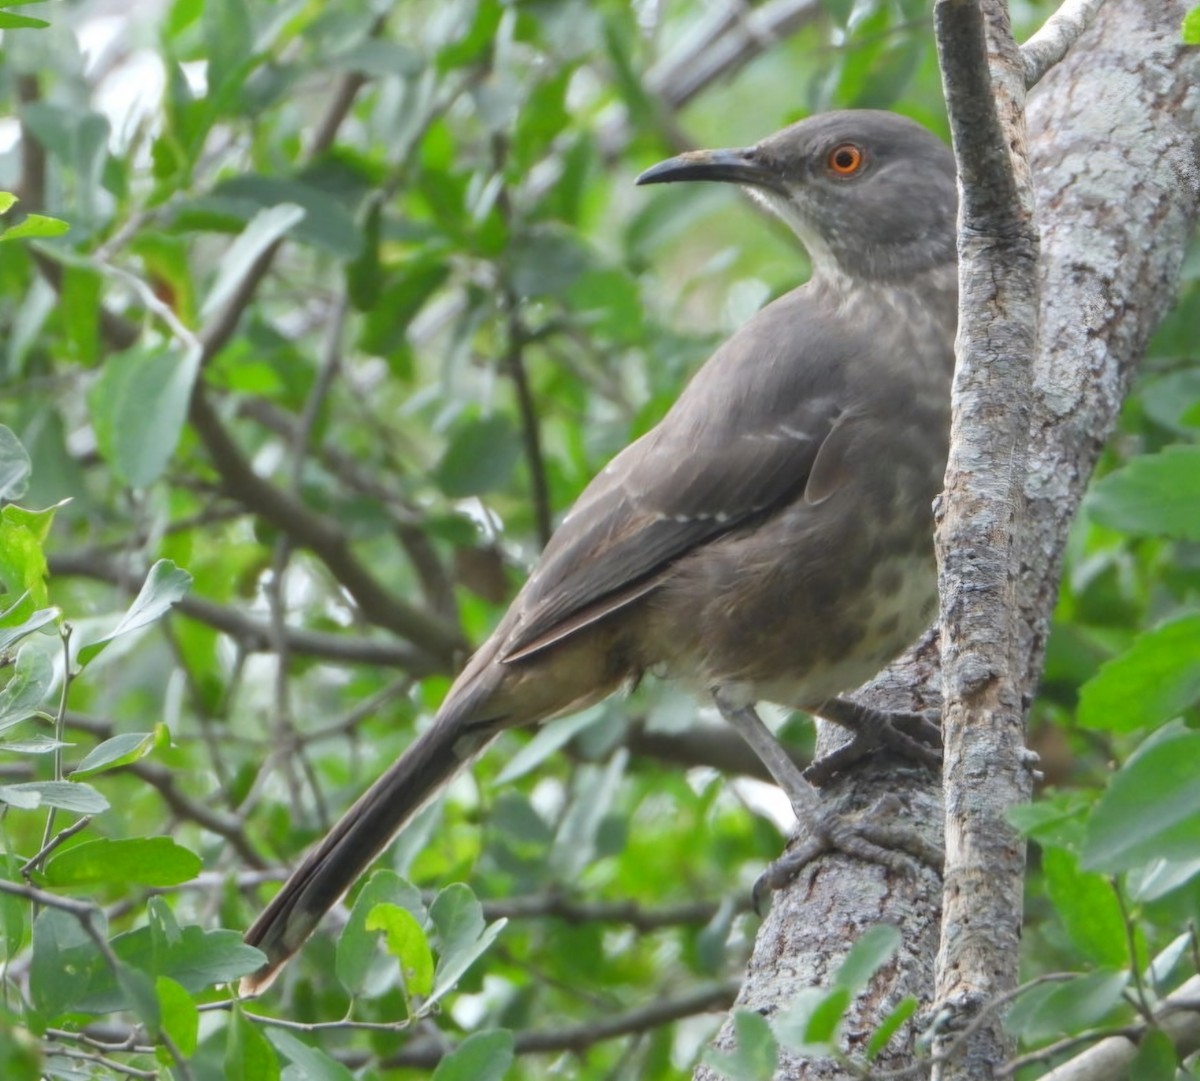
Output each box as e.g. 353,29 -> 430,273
242,109 -> 958,993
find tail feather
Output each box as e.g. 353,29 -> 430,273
241,704 -> 497,995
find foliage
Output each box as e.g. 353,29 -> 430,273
0,0 -> 1197,1079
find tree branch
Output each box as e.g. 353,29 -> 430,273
475,892 -> 743,931
647,0 -> 826,111
932,1 -> 1039,1075
1020,0 -> 1106,89
364,980 -> 740,1069
186,388 -> 465,663
47,550 -> 446,674
1035,976 -> 1200,1081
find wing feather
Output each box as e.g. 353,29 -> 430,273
499,287 -> 861,662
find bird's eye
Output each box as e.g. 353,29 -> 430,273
827,144 -> 864,177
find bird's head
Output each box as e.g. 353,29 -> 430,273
637,110 -> 958,284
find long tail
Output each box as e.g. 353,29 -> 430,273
240,699 -> 497,995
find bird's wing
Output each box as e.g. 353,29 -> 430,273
500,315 -> 860,662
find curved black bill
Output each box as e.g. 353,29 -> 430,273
636,147 -> 784,192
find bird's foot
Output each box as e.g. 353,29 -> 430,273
804,697 -> 942,786
751,793 -> 943,913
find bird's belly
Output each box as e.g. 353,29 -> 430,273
746,552 -> 936,707
638,511 -> 938,710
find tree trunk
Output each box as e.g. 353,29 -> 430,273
695,2 -> 1200,1077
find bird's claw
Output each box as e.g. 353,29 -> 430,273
804,700 -> 942,786
752,793 -> 942,914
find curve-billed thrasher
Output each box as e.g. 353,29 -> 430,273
243,109 -> 958,992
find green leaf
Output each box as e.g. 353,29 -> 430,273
0,425 -> 30,501
804,987 -> 852,1044
550,749 -> 627,879
60,264 -> 102,364
0,780 -> 109,814
429,884 -> 507,1005
1144,932 -> 1192,988
833,925 -> 901,993
30,907 -> 104,1017
88,346 -> 202,488
156,976 -> 199,1057
336,870 -> 425,997
1004,970 -> 1129,1042
19,105 -> 108,228
0,192 -> 16,213
42,838 -> 202,889
772,988 -> 829,1055
1126,855 -> 1200,902
1077,614 -> 1200,731
0,607 -> 58,655
358,257 -> 450,356
1082,726 -> 1200,873
0,214 -> 69,242
346,195 -> 382,309
201,203 -> 306,319
434,414 -> 523,497
1041,848 -> 1127,966
431,1030 -> 514,1081
190,174 -> 363,259
493,706 -> 605,784
1007,791 -> 1090,848
508,226 -> 590,298
0,644 -> 54,733
1129,1029 -> 1179,1081
42,924 -> 266,1015
366,903 -> 434,1000
330,40 -> 423,78
0,12 -> 50,29
116,962 -> 160,1035
866,996 -> 917,1060
0,503 -> 61,611
77,560 -> 192,666
268,1029 -> 356,1081
226,1007 -> 281,1081
1183,6 -> 1200,45
204,0 -> 255,106
702,1010 -> 777,1081
0,736 -> 66,754
0,1009 -> 40,1078
71,730 -> 162,779
1086,446 -> 1200,539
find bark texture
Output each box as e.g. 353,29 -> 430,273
1019,0 -> 1200,698
932,2 -> 1037,1076
692,649 -> 946,1081
695,1 -> 1200,1078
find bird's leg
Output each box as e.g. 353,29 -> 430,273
711,689 -> 941,909
710,687 -> 821,817
804,696 -> 942,786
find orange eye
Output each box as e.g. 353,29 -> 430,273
827,143 -> 864,176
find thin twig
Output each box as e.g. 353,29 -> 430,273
492,133 -> 553,546
186,388 -> 465,662
21,815 -> 93,878
35,626 -> 75,875
47,550 -> 441,672
359,980 -> 741,1069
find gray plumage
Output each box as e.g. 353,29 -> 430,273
243,109 -> 958,992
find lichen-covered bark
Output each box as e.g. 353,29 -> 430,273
1019,0 -> 1200,699
932,2 -> 1037,1076
695,2 -> 1200,1079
